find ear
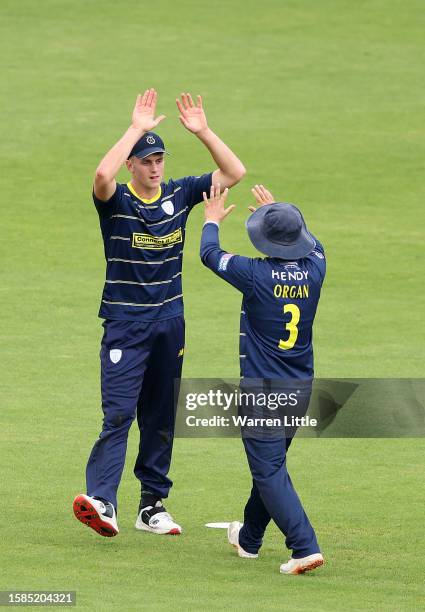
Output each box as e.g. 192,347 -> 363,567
126,158 -> 133,173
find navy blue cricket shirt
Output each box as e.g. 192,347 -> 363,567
200,222 -> 326,379
93,173 -> 212,321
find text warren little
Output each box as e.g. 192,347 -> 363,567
185,415 -> 318,427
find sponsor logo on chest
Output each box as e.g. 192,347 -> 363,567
132,228 -> 183,249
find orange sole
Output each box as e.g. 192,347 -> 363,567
295,558 -> 324,574
73,495 -> 118,538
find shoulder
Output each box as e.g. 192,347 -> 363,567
253,256 -> 275,269
160,178 -> 185,199
92,182 -> 127,217
309,234 -> 325,258
173,173 -> 213,190
304,236 -> 326,280
160,178 -> 177,194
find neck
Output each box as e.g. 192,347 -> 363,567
130,179 -> 160,201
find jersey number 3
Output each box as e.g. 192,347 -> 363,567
278,304 -> 300,350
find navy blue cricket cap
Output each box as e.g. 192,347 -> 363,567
127,132 -> 169,160
246,203 -> 316,259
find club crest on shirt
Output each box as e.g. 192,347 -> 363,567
161,200 -> 174,216
110,349 -> 122,364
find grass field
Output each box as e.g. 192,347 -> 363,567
1,0 -> 424,610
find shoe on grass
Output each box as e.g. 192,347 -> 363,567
280,553 -> 324,575
73,494 -> 118,537
227,521 -> 258,559
135,500 -> 182,535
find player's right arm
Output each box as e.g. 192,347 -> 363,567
93,88 -> 166,202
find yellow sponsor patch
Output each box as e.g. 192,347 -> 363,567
132,228 -> 183,250
178,348 -> 184,357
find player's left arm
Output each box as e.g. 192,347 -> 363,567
200,185 -> 254,295
176,93 -> 246,189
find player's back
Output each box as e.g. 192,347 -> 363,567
240,244 -> 326,379
200,223 -> 326,380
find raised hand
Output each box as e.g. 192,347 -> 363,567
203,184 -> 236,223
248,184 -> 276,212
176,93 -> 208,134
132,88 -> 166,132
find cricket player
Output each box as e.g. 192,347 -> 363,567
73,89 -> 245,537
200,185 -> 326,574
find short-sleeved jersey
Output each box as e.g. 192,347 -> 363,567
94,173 -> 213,321
200,222 -> 326,379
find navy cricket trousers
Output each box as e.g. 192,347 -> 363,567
238,385 -> 320,558
86,316 -> 185,510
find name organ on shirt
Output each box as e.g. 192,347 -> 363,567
272,269 -> 310,300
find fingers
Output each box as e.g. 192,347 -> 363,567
153,114 -> 166,127
177,92 -> 198,111
260,184 -> 274,200
141,88 -> 154,107
176,98 -> 185,116
203,187 -> 235,222
187,93 -> 195,107
181,93 -> 189,110
251,184 -> 275,205
138,88 -> 157,110
209,184 -> 227,199
251,185 -> 266,203
223,204 -> 236,218
205,184 -> 228,202
248,206 -> 257,213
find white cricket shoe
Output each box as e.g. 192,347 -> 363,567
280,553 -> 324,575
135,501 -> 182,535
73,494 -> 119,537
227,521 -> 258,559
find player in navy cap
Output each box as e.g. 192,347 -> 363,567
73,88 -> 246,537
200,184 -> 326,575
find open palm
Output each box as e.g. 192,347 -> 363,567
248,184 -> 276,212
132,88 -> 166,132
176,93 -> 208,134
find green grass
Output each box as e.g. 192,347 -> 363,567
1,0 -> 424,609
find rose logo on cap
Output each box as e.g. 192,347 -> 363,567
127,132 -> 168,160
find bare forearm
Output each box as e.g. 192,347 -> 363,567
196,128 -> 246,185
95,125 -> 144,182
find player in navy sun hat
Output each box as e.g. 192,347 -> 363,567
200,184 -> 326,575
73,88 -> 246,537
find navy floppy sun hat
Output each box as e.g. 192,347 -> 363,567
127,132 -> 170,160
246,202 -> 316,259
